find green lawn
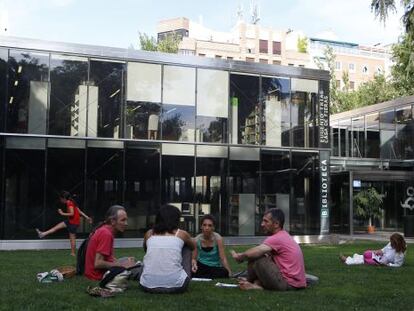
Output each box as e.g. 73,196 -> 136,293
0,242 -> 413,311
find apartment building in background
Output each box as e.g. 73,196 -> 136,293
157,17 -> 392,91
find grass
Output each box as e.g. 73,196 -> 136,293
0,242 -> 413,311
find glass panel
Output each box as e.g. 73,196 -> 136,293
163,65 -> 195,106
86,146 -> 123,231
260,150 -> 290,234
195,156 -> 227,234
196,68 -> 228,143
395,105 -> 413,159
227,159 -> 259,235
331,120 -> 339,156
366,113 -> 380,158
380,109 -> 396,159
330,172 -> 350,234
89,60 -> 125,138
351,116 -> 364,157
127,62 -> 161,103
7,50 -> 49,134
49,54 -> 88,136
291,91 -> 317,148
4,147 -> 45,239
338,119 -> 351,157
161,104 -> 195,142
125,144 -> 160,237
46,144 -> 86,237
126,102 -> 161,140
161,155 -> 195,234
261,77 -> 290,147
229,74 -> 260,145
291,152 -> 319,235
0,49 -> 7,132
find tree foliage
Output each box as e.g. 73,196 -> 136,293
138,32 -> 180,54
297,36 -> 308,53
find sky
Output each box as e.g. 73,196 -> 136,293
0,0 -> 405,49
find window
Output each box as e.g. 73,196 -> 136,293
288,63 -> 294,66
259,59 -> 268,64
376,66 -> 383,75
362,65 -> 368,74
335,61 -> 341,71
348,63 -> 355,71
273,60 -> 281,65
298,64 -> 305,68
227,56 -> 233,60
259,40 -> 268,53
272,41 -> 281,55
336,80 -> 341,88
198,53 -> 205,57
246,57 -> 255,62
350,81 -> 355,90
215,55 -> 222,59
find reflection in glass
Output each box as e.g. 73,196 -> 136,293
338,119 -> 351,157
162,104 -> 195,141
195,156 -> 227,233
126,102 -> 161,139
290,152 -> 319,235
351,116 -> 364,157
4,146 -> 45,239
196,68 -> 228,143
89,60 -> 125,138
380,110 -> 396,159
261,77 -> 290,147
7,50 -> 49,134
228,159 -> 259,235
230,74 -> 260,145
86,147 -> 123,229
395,106 -> 413,159
49,54 -> 88,136
162,155 -> 195,233
331,120 -> 339,156
291,91 -> 317,148
260,150 -> 290,234
46,146 -> 86,237
125,145 -> 160,237
366,113 -> 380,158
0,49 -> 8,132
330,172 -> 350,234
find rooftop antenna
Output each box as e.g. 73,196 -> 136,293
250,0 -> 260,24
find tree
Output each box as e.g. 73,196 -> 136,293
354,187 -> 384,227
138,32 -> 180,54
371,0 -> 414,35
297,36 -> 308,53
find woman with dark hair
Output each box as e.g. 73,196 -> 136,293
192,214 -> 231,279
140,204 -> 195,293
36,190 -> 92,256
341,233 -> 407,267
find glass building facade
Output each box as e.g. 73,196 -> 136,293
330,96 -> 414,234
0,37 -> 330,241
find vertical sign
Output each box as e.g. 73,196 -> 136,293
319,80 -> 330,234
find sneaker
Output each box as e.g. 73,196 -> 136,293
35,228 -> 44,239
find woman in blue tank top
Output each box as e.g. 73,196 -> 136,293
191,215 -> 231,279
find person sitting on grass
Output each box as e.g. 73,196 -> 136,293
231,208 -> 306,291
84,205 -> 136,280
191,214 -> 231,279
140,204 -> 195,294
36,190 -> 92,256
340,233 -> 407,267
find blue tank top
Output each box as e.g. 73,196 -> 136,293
196,233 -> 222,267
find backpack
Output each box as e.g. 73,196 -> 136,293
76,223 -> 104,275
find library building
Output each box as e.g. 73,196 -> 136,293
0,36 -> 331,247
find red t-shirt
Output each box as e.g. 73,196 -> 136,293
85,225 -> 115,280
263,230 -> 307,288
67,200 -> 80,225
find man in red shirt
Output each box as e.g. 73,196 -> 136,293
231,208 -> 306,290
85,205 -> 135,280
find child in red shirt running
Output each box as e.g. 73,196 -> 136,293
36,190 -> 92,256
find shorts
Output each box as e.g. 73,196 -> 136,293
64,220 -> 79,234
